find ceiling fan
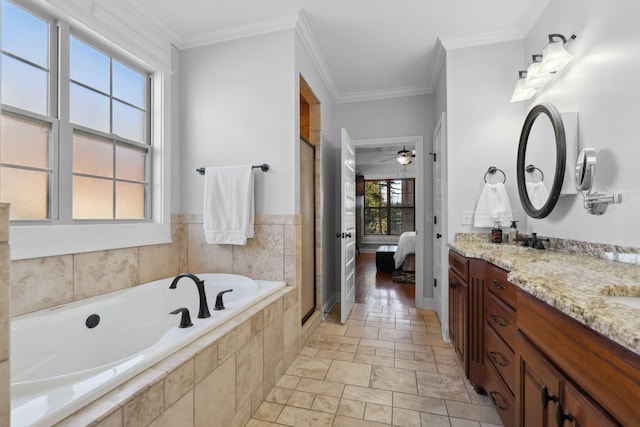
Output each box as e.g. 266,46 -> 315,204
379,146 -> 416,165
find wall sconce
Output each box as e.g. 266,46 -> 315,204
540,34 -> 576,74
510,33 -> 577,103
510,71 -> 537,102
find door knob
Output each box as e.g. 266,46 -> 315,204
436,233 -> 442,239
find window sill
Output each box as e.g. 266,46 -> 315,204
10,221 -> 171,260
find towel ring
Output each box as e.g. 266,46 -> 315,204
484,166 -> 506,184
525,164 -> 544,183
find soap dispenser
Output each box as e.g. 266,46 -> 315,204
491,221 -> 503,243
508,221 -> 518,243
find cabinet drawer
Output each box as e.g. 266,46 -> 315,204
485,360 -> 515,427
485,263 -> 515,308
485,322 -> 515,395
449,250 -> 469,282
484,290 -> 517,351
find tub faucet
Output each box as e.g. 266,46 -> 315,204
169,273 -> 211,318
514,232 -> 550,250
215,289 -> 233,310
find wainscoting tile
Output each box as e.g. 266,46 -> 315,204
74,248 -> 139,299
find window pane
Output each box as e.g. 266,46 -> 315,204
390,208 -> 414,235
116,144 -> 145,182
0,167 -> 48,219
73,133 -> 113,178
1,0 -> 48,68
113,100 -> 145,142
113,60 -> 145,108
70,36 -> 109,93
116,181 -> 144,219
1,54 -> 48,114
364,208 -> 387,235
1,114 -> 49,168
70,83 -> 109,132
73,176 -> 113,219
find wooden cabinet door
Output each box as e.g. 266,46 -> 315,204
557,382 -> 617,427
449,269 -> 468,371
517,333 -> 562,427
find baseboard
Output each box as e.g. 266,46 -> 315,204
323,293 -> 338,320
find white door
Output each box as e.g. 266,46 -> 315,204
432,113 -> 449,340
340,128 -> 356,324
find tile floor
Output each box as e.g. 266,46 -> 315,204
246,303 -> 503,427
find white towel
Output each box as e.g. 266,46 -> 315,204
526,181 -> 550,208
203,165 -> 254,245
473,182 -> 513,227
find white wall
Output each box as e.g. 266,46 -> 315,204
445,40 -> 526,243
517,0 -> 640,247
180,30 -> 296,215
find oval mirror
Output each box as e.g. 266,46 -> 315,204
516,103 -> 566,219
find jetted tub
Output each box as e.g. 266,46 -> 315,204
10,273 -> 285,427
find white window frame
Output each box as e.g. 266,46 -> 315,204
6,0 -> 171,260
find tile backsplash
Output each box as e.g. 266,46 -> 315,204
10,214 -> 300,317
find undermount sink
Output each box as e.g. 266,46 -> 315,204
603,296 -> 640,310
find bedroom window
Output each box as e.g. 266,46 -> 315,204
364,178 -> 415,235
0,0 -> 150,222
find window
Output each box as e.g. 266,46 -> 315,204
364,178 -> 415,235
0,0 -> 150,222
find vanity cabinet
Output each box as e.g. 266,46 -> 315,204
448,252 -> 468,369
517,290 -> 638,427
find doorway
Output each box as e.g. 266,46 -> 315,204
300,136 -> 316,323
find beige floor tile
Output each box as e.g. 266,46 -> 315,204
315,349 -> 355,362
394,358 -> 438,373
345,325 -> 380,339
347,319 -> 366,327
245,419 -> 276,427
416,371 -> 471,402
395,324 -> 428,333
342,384 -> 393,406
375,347 -> 396,358
392,407 -> 422,427
324,360 -> 372,387
296,378 -> 345,397
265,387 -> 294,404
356,345 -> 377,355
435,351 -> 460,366
300,347 -> 319,357
333,415 -> 390,427
276,375 -> 301,389
377,328 -> 413,343
315,322 -> 348,336
432,346 -> 456,355
358,338 -> 395,349
420,412 -> 453,427
437,362 -> 465,376
336,398 -> 365,418
353,353 -> 395,367
284,355 -> 331,379
338,343 -> 358,353
392,392 -> 447,416
445,401 -> 503,425
412,331 -> 448,346
287,390 -> 316,409
253,401 -> 284,422
311,395 -> 340,413
310,333 -> 360,346
414,351 -> 436,363
395,342 -> 431,353
367,312 -> 395,319
275,406 -> 334,427
395,350 -> 415,360
481,422 -> 503,427
370,366 -> 417,394
364,403 -> 392,424
382,306 -> 409,315
450,417 -> 482,427
464,379 -> 494,406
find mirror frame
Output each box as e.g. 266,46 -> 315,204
516,103 -> 566,219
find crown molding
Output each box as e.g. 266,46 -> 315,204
439,27 -> 524,50
335,84 -> 431,104
355,135 -> 423,149
181,12 -> 299,50
428,38 -> 446,94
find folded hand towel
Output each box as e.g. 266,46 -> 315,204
473,182 -> 513,228
203,165 -> 254,245
526,181 -> 550,209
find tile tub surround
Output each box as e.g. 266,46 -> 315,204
55,284 -> 301,427
1,203 -> 10,427
451,238 -> 640,355
247,303 -> 503,427
10,214 -> 302,316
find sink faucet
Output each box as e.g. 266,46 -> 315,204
169,273 -> 211,318
514,232 -> 550,250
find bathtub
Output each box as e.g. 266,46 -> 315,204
10,273 -> 285,427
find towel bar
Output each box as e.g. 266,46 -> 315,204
484,166 -> 506,184
196,164 -> 270,175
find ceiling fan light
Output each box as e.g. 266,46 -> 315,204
396,155 -> 412,165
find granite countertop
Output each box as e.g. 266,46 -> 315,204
450,239 -> 640,356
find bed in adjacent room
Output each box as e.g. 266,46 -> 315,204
394,231 -> 416,271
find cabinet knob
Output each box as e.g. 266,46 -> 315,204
555,402 -> 574,426
541,386 -> 559,409
489,314 -> 507,327
489,280 -> 506,290
489,351 -> 507,367
489,391 -> 507,410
